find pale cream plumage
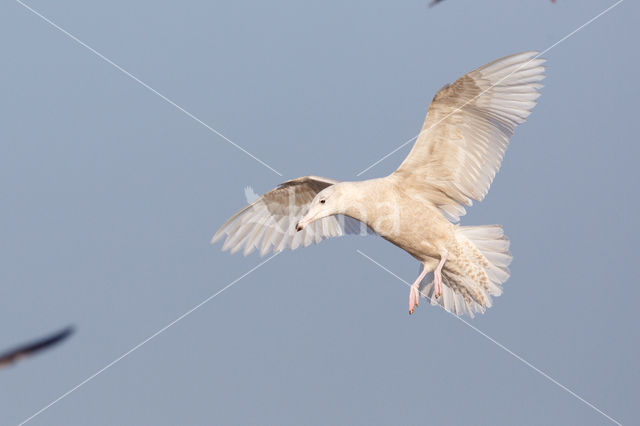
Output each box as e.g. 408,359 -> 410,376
211,176 -> 369,257
394,51 -> 545,221
213,51 -> 545,316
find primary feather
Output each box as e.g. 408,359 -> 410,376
393,51 -> 545,221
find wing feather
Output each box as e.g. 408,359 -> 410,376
212,176 -> 370,256
393,51 -> 545,221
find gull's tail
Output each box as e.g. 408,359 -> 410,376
419,225 -> 512,317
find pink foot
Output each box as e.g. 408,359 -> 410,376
409,283 -> 420,315
432,250 -> 448,299
433,269 -> 443,299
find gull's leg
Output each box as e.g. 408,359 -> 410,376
409,264 -> 429,315
433,250 -> 448,299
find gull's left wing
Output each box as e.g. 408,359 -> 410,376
212,176 -> 370,256
393,51 -> 545,221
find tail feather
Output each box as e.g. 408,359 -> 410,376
419,225 -> 512,317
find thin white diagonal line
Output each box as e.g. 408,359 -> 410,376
356,0 -> 625,176
356,249 -> 622,426
15,0 -> 283,177
19,252 -> 281,426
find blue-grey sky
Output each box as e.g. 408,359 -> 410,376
1,1 -> 637,425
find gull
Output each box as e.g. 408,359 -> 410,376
0,326 -> 74,369
213,51 -> 545,316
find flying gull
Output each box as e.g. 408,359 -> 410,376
213,51 -> 545,316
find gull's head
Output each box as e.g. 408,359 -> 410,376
295,184 -> 343,232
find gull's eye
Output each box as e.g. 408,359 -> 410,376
320,199 -> 326,204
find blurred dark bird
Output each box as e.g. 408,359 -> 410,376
430,0 -> 555,6
0,326 -> 74,369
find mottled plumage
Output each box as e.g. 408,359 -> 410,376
213,52 -> 545,316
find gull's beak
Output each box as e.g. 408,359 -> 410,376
295,218 -> 308,232
295,213 -> 315,232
